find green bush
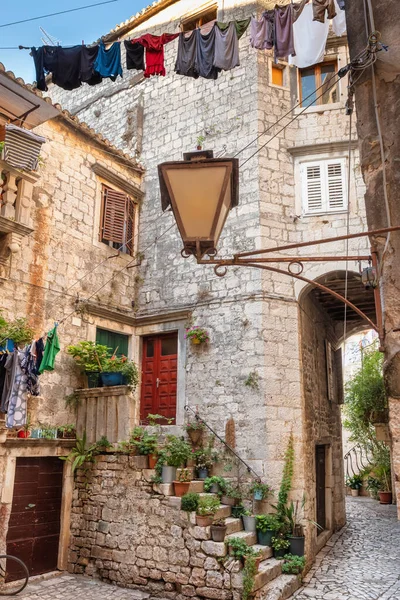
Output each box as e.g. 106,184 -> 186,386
196,496 -> 220,516
133,432 -> 157,455
204,476 -> 227,494
282,554 -> 305,575
256,514 -> 281,533
346,474 -> 363,490
163,435 -> 192,467
181,492 -> 200,512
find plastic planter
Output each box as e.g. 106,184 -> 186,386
257,529 -> 273,547
100,372 -> 125,386
379,491 -> 392,504
86,371 -> 101,388
210,525 -> 227,542
254,489 -> 264,501
273,548 -> 287,559
162,465 -> 177,483
197,468 -> 209,480
242,515 -> 256,532
210,483 -> 220,494
288,536 -> 305,557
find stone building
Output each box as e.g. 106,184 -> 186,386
0,0 -> 384,598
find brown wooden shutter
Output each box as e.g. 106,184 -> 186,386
334,348 -> 344,405
102,186 -> 128,244
325,340 -> 334,402
126,197 -> 135,255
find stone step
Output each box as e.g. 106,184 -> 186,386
226,530 -> 257,546
253,558 -> 283,592
255,573 -> 301,600
199,492 -> 219,499
189,480 -> 204,493
214,505 -> 231,520
225,517 -> 243,536
253,544 -> 273,561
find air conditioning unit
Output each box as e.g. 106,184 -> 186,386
0,123 -> 46,172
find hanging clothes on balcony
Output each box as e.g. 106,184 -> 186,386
132,33 -> 179,77
32,44 -> 101,91
274,4 -> 295,58
1,350 -> 28,428
21,344 -> 41,396
39,326 -> 60,374
289,2 -> 330,68
124,40 -> 145,71
194,26 -> 220,80
94,41 -> 123,80
0,354 -> 7,402
332,0 -> 347,36
175,30 -> 199,78
250,13 -> 274,50
214,19 -> 250,71
312,0 -> 337,23
81,45 -> 103,85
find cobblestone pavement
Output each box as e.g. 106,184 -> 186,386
291,496 -> 400,600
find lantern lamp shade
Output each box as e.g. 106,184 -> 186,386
158,154 -> 239,257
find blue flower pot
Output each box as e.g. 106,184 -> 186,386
100,372 -> 125,386
254,490 -> 263,501
198,468 -> 209,480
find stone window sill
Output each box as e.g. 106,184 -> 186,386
294,102 -> 343,115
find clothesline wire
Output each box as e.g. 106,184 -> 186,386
0,0 -> 119,29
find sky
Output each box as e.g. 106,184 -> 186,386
0,0 -> 149,83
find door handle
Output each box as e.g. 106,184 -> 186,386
156,378 -> 160,388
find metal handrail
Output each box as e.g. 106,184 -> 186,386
344,443 -> 373,478
185,405 -> 261,482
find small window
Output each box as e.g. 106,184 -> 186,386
301,158 -> 347,215
299,61 -> 338,107
100,184 -> 135,255
96,328 -> 129,357
181,4 -> 217,31
272,65 -> 284,86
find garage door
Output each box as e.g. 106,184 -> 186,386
6,457 -> 63,579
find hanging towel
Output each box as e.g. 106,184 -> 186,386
250,15 -> 274,50
312,0 -> 337,23
132,33 -> 179,77
124,40 -> 145,71
94,41 -> 123,80
332,0 -> 346,35
195,26 -> 220,80
289,2 -> 330,68
175,31 -> 199,78
274,4 -> 295,58
39,327 -> 60,374
214,22 -> 240,71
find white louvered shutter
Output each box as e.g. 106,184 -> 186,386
303,163 -> 323,213
326,160 -> 346,211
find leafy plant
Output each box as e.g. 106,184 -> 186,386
95,435 -> 112,450
66,341 -> 109,373
244,370 -> 260,390
133,431 -> 158,455
374,462 -> 391,492
282,554 -> 306,575
177,468 -> 191,482
271,536 -> 290,552
194,441 -> 219,470
57,424 -> 76,438
60,432 -> 97,475
366,475 -> 381,498
147,413 -> 174,428
181,492 -> 200,513
38,423 -> 57,440
0,316 -> 34,345
224,482 -> 243,502
185,326 -> 210,344
256,514 -> 281,533
65,392 -> 81,410
250,481 -> 272,500
204,476 -> 227,494
276,433 -> 294,519
185,420 -> 206,432
227,537 -> 252,560
212,518 -> 226,527
242,553 -> 258,600
196,495 -> 220,516
163,435 -> 192,467
346,474 -> 363,490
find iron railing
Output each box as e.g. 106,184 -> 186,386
344,443 -> 373,478
185,405 -> 261,482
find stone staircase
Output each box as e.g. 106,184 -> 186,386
154,477 -> 301,600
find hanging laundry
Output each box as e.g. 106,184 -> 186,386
39,326 -> 60,374
175,31 -> 199,78
337,0 -> 345,9
81,45 -> 102,85
1,350 -> 18,414
250,14 -> 274,50
293,0 -> 309,22
32,45 -> 101,91
21,344 -> 40,397
33,337 -> 45,375
5,351 -> 28,429
31,46 -> 58,91
214,22 -> 240,71
312,0 -> 337,23
94,41 -> 123,80
289,2 -> 329,68
195,26 -> 220,80
124,40 -> 145,71
217,18 -> 250,40
274,4 -> 295,59
332,0 -> 346,36
132,33 -> 179,78
0,354 -> 7,402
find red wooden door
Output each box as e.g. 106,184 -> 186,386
140,333 -> 178,423
6,457 -> 63,579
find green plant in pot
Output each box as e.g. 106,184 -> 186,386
196,495 -> 220,527
250,481 -> 272,501
101,353 -> 139,388
231,504 -> 246,518
194,442 -> 219,479
204,475 -> 227,495
181,492 -> 199,514
221,482 -> 242,506
346,474 -> 363,497
366,475 -> 380,500
133,431 -> 157,456
210,517 -> 227,542
227,538 -> 262,600
185,419 -> 205,445
160,435 -> 192,483
241,509 -> 257,533
174,468 -> 192,497
57,424 -> 76,439
375,463 -> 392,504
66,341 -> 109,388
271,535 -> 290,559
255,514 -> 280,547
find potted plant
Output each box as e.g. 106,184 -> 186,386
221,482 -> 242,506
376,464 -> 392,504
67,341 -> 109,388
231,504 -> 246,518
250,481 -> 271,501
366,476 -> 380,500
160,435 -> 192,483
204,476 -> 226,495
174,468 -> 192,497
227,537 -> 252,564
210,517 -> 227,542
181,492 -> 200,514
281,554 -> 306,575
196,495 -> 220,527
282,500 -> 305,557
17,419 -> 31,439
255,514 -> 280,547
271,535 -> 290,559
185,419 -> 205,445
57,424 -> 76,439
185,326 -> 210,345
346,474 -> 363,497
101,354 -> 139,388
133,431 -> 158,464
194,444 -> 218,479
242,510 -> 257,532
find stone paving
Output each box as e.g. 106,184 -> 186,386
12,497 -> 400,600
290,497 -> 400,600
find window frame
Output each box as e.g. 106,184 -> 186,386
298,60 -> 338,107
300,157 -> 347,216
99,183 -> 136,256
96,327 -> 130,358
180,3 -> 217,32
270,60 -> 289,89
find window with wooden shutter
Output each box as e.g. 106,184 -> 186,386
301,159 -> 346,215
100,184 -> 135,255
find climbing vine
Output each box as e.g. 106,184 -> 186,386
276,432 -> 294,518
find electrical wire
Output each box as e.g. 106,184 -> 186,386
0,0 -> 118,29
342,107 -> 354,351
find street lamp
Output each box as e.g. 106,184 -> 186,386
158,150 -> 239,258
158,150 -> 400,348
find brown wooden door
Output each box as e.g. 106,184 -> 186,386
6,457 -> 63,579
140,333 -> 178,423
315,445 -> 326,534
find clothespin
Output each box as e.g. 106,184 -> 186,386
54,321 -> 59,328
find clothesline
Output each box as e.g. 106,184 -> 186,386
23,0 -> 346,92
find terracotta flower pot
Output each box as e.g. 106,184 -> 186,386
148,454 -> 158,469
174,481 -> 191,497
244,555 -> 262,570
196,515 -> 213,527
350,489 -> 359,497
379,491 -> 392,504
